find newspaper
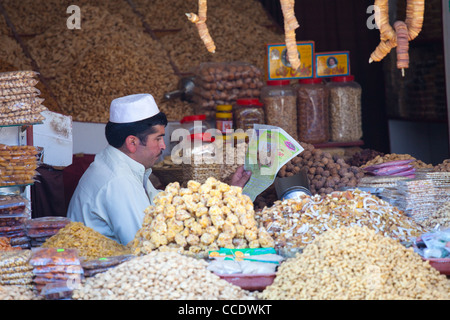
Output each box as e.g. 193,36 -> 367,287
242,124 -> 303,201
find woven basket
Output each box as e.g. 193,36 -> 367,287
151,166 -> 184,187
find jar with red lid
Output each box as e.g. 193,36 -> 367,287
295,78 -> 329,144
179,114 -> 210,135
261,80 -> 298,140
215,104 -> 233,134
233,98 -> 265,131
326,75 -> 362,142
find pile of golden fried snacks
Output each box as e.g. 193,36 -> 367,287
259,226 -> 450,300
255,189 -> 426,250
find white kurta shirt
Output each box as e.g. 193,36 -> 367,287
67,145 -> 160,245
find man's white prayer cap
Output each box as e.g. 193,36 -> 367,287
109,93 -> 160,123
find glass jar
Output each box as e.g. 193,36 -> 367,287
233,98 -> 265,131
179,114 -> 210,135
326,75 -> 362,142
260,80 -> 298,140
295,78 -> 329,144
215,104 -> 233,134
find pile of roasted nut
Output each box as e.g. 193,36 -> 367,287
278,142 -> 365,195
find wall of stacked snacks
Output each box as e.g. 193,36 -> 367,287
0,0 -> 449,302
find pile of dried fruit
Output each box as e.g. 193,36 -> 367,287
0,250 -> 33,286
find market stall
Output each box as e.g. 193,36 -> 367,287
0,0 -> 449,302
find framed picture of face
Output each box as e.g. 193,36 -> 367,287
265,41 -> 315,80
315,51 -> 350,78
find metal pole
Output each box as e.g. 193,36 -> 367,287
443,0 -> 450,150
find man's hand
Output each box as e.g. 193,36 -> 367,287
230,166 -> 252,188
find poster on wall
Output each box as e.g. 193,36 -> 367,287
315,51 -> 350,78
265,42 -> 315,80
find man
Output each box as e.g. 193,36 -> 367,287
67,93 -> 251,245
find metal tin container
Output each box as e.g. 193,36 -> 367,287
280,186 -> 312,200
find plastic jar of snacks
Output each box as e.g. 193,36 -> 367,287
261,80 -> 298,140
295,78 -> 329,144
181,133 -> 222,184
215,104 -> 233,133
233,98 -> 265,131
326,75 -> 362,142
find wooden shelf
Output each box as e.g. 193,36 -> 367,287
313,140 -> 364,149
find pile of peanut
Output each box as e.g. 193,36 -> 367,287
134,0 -> 274,31
130,177 -> 275,258
0,144 -> 38,187
220,139 -> 247,184
259,226 -> 450,300
153,0 -> 284,73
72,251 -> 255,300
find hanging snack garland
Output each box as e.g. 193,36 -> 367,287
187,0 -> 301,72
186,0 -> 216,53
280,0 -> 301,71
369,0 -> 425,76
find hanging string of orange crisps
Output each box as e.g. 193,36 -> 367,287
186,0 -> 301,74
280,0 -> 301,71
186,0 -> 216,53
